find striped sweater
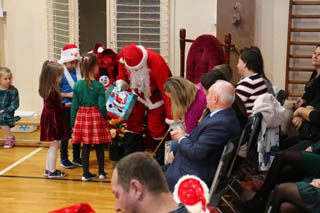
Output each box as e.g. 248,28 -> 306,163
236,73 -> 268,115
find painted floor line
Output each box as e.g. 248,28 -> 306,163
0,175 -> 110,183
0,147 -> 43,175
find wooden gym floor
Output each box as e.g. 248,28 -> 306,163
0,129 -> 116,213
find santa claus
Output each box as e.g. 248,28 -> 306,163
116,43 -> 172,165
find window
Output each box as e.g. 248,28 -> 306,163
47,0 -> 79,60
108,0 -> 170,62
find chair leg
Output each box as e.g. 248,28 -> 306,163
227,184 -> 241,199
220,196 -> 237,213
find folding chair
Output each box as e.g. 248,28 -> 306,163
276,89 -> 287,106
208,138 -> 236,211
214,113 -> 262,212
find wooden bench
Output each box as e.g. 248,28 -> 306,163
0,115 -> 42,145
13,115 -> 41,127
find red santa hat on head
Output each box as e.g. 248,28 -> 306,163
173,175 -> 210,213
58,44 -> 81,64
119,43 -> 148,70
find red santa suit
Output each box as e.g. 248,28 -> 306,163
116,43 -> 172,139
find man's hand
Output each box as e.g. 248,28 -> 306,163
65,103 -> 71,108
170,127 -> 187,142
0,110 -> 4,114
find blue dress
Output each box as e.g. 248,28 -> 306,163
0,86 -> 20,125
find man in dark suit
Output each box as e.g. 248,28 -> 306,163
165,80 -> 241,191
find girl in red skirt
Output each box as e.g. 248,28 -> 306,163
70,53 -> 112,181
39,60 -> 68,178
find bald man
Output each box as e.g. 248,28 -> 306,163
165,80 -> 241,191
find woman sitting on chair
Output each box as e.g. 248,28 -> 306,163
163,77 -> 207,163
235,46 -> 273,116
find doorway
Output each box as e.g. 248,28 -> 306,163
79,0 -> 106,53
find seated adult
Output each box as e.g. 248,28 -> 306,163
235,46 -> 273,115
281,45 -> 320,142
164,77 -> 207,162
165,80 -> 241,191
111,152 -> 189,213
164,76 -> 207,134
200,66 -> 248,128
234,139 -> 320,213
280,104 -> 320,151
266,179 -> 320,213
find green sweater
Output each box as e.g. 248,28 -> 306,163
70,80 -> 108,128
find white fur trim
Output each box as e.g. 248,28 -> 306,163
60,64 -> 81,89
165,118 -> 174,125
173,175 -> 210,213
121,45 -> 148,70
58,48 -> 81,64
132,90 -> 164,110
98,46 -> 104,53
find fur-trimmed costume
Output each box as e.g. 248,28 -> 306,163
116,43 -> 172,163
116,43 -> 172,139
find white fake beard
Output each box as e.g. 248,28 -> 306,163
129,65 -> 151,97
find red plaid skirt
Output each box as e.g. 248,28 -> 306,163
72,106 -> 112,144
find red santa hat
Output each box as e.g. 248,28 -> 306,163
58,44 -> 81,64
173,175 -> 210,213
119,43 -> 148,70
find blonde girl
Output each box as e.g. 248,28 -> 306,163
71,53 -> 112,181
0,67 -> 20,148
39,60 -> 68,178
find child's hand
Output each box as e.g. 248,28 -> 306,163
67,92 -> 73,98
0,110 -> 4,114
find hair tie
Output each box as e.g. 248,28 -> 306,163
84,56 -> 90,61
48,59 -> 56,63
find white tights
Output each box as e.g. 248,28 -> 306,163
46,140 -> 59,172
0,125 -> 13,138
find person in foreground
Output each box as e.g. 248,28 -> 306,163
165,80 -> 241,191
111,152 -> 189,213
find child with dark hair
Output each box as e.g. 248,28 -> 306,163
71,53 -> 112,181
58,44 -> 82,168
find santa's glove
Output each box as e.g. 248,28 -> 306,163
166,119 -> 182,130
116,80 -> 129,91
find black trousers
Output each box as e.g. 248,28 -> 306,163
60,108 -> 81,161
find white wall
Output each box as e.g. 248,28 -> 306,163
171,0 -> 217,76
255,0 -> 289,90
2,0 -> 47,114
1,0 -> 290,113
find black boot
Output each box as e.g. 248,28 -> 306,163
154,139 -> 165,165
123,132 -> 143,156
